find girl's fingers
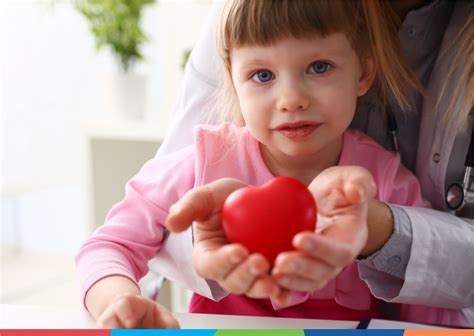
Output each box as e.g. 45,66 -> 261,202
292,232 -> 355,267
192,243 -> 249,280
152,302 -> 180,329
97,310 -> 124,329
97,295 -> 140,329
113,296 -> 150,328
309,166 -> 376,203
273,273 -> 328,292
99,295 -> 180,329
246,276 -> 280,299
273,252 -> 339,279
221,253 -> 272,294
271,288 -> 292,306
166,178 -> 248,232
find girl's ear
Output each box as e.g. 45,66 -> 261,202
357,56 -> 377,96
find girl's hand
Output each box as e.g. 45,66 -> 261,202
271,166 -> 377,294
166,178 -> 281,300
96,294 -> 179,329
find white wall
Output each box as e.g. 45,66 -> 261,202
1,0 -> 216,254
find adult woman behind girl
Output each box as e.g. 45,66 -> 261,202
160,0 -> 474,325
78,1 -> 472,327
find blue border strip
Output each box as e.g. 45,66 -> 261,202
111,330 -> 217,336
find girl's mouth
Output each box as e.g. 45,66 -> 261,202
275,122 -> 320,139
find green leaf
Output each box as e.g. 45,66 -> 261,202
75,0 -> 156,73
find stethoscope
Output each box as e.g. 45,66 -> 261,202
388,110 -> 474,217
445,130 -> 474,217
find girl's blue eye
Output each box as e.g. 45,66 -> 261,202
252,70 -> 274,83
310,62 -> 331,74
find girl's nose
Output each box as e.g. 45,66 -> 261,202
276,82 -> 310,112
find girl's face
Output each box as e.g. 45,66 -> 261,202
230,33 -> 375,174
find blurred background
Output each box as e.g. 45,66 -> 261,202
1,0 -> 218,312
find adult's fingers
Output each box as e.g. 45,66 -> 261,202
166,178 -> 248,232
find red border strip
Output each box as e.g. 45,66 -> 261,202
0,330 -> 110,336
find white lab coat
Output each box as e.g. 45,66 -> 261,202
152,0 -> 474,322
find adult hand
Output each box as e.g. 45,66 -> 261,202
96,294 -> 179,329
166,178 -> 281,300
271,166 -> 377,294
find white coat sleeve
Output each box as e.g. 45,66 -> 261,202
360,206 -> 474,309
156,4 -> 222,157
152,4 -> 230,301
401,208 -> 474,308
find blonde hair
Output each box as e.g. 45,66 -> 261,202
212,0 -> 421,126
437,10 -> 473,131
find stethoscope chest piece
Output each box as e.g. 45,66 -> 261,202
446,166 -> 474,217
445,127 -> 474,217
446,182 -> 464,210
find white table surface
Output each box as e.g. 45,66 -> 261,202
0,304 -> 359,329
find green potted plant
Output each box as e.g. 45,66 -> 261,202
76,0 -> 156,119
76,0 -> 155,73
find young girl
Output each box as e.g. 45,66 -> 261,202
76,0 -> 469,328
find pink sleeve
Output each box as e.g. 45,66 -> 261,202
339,130 -> 430,208
75,146 -> 196,308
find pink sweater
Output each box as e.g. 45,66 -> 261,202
76,123 -> 466,326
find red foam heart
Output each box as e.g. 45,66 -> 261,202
222,176 -> 317,265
